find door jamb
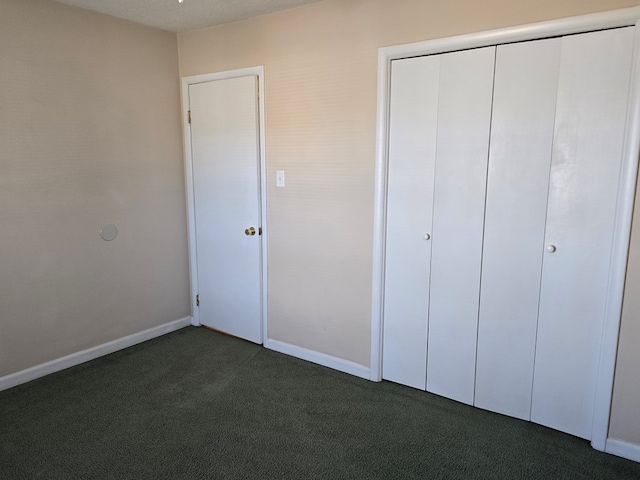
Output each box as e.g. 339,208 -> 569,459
181,66 -> 268,344
371,7 -> 640,452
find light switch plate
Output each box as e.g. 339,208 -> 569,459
276,170 -> 285,188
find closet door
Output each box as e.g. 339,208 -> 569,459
426,47 -> 495,405
475,38 -> 562,420
382,56 -> 440,390
531,27 -> 634,439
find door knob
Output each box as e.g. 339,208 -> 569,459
424,233 -> 431,241
546,244 -> 556,253
245,227 -> 256,236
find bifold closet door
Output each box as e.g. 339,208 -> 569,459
475,38 -> 562,420
476,27 -> 635,435
382,56 -> 439,390
384,24 -> 635,440
426,47 -> 495,405
531,27 -> 634,439
383,48 -> 495,394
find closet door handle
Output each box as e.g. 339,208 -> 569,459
546,244 -> 556,253
424,233 -> 431,241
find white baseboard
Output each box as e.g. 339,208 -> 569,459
0,316 -> 192,392
264,338 -> 371,380
606,438 -> 640,463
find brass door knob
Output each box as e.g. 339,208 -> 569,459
245,227 -> 256,236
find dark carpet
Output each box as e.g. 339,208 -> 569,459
1,326 -> 639,479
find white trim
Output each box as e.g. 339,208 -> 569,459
257,71 -> 269,345
591,20 -> 640,453
379,6 -> 640,61
265,339 -> 371,380
370,47 -> 392,383
0,317 -> 191,392
371,6 -> 640,451
181,66 -> 269,342
606,439 -> 640,463
181,77 -> 200,327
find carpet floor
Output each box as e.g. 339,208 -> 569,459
1,326 -> 639,479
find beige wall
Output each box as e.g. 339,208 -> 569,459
0,0 -> 190,377
179,0 -> 640,443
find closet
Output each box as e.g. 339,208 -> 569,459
382,27 -> 634,440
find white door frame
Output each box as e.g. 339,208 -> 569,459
181,66 -> 268,344
370,7 -> 640,453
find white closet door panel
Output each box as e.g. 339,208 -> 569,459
427,47 -> 495,405
531,27 -> 634,439
475,38 -> 561,420
383,56 -> 440,390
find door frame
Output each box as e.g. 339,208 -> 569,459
181,66 -> 268,344
370,7 -> 640,453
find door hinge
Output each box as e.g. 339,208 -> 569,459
188,110 -> 191,124
196,294 -> 199,306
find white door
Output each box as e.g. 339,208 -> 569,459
382,55 -> 440,390
531,27 -> 634,439
474,38 -> 562,420
189,75 -> 262,344
426,46 -> 495,405
382,47 -> 495,397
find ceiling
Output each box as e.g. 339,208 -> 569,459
52,0 -> 323,33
